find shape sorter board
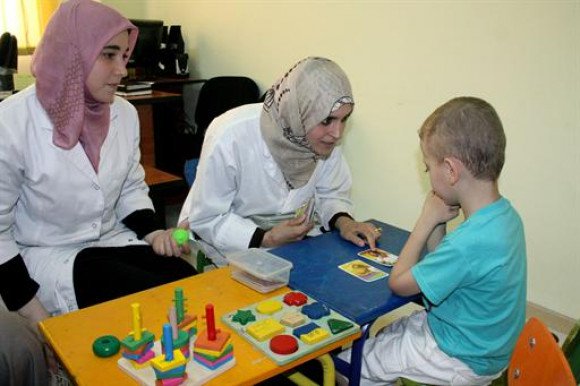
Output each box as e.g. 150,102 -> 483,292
222,291 -> 360,365
118,340 -> 236,386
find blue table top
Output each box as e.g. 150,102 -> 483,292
270,219 -> 421,325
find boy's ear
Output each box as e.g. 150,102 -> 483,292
443,157 -> 462,185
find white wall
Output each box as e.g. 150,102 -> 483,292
105,0 -> 580,319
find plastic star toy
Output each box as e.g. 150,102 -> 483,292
232,309 -> 256,326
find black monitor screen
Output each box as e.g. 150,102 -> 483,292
128,19 -> 163,80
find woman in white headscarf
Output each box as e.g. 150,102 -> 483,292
179,57 -> 379,266
0,0 -> 196,324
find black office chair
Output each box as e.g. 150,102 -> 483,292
183,76 -> 260,186
182,76 -> 259,272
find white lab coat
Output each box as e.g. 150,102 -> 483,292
0,85 -> 153,314
178,103 -> 354,266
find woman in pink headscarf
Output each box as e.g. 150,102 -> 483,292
0,0 -> 196,328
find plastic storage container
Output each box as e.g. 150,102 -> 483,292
228,249 -> 293,293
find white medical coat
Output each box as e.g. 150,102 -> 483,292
0,86 -> 153,314
178,103 -> 354,265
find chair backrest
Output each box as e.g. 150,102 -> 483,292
183,76 -> 259,185
562,318 -> 580,383
195,76 -> 260,133
508,317 -> 576,386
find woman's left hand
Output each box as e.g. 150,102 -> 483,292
335,217 -> 381,249
145,229 -> 190,257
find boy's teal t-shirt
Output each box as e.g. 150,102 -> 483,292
412,197 -> 527,376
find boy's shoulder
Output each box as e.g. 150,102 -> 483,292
459,197 -> 520,231
442,198 -> 522,256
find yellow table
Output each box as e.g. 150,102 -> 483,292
40,267 -> 360,385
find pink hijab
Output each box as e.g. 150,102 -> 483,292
31,0 -> 137,172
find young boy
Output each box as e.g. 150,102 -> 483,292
342,97 -> 527,385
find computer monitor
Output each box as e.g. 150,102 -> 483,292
128,19 -> 164,80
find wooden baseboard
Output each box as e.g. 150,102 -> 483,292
526,301 -> 576,335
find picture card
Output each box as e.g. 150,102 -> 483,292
294,197 -> 315,222
357,248 -> 399,266
339,260 -> 388,282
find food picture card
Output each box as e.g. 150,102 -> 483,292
358,248 -> 399,266
339,260 -> 388,282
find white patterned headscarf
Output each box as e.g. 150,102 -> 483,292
260,57 -> 354,189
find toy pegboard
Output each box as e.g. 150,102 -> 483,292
118,340 -> 235,386
222,291 -> 359,365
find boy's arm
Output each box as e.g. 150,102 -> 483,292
389,218 -> 434,296
389,192 -> 459,296
427,223 -> 446,252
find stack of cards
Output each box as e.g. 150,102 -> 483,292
295,198 -> 315,222
338,248 -> 399,283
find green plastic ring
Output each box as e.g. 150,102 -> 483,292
92,335 -> 121,358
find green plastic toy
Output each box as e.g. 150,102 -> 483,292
172,229 -> 189,246
92,335 -> 121,358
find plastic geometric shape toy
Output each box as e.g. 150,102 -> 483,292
301,302 -> 331,320
222,291 -> 359,365
327,318 -> 354,334
247,318 -> 285,342
256,299 -> 283,315
292,322 -> 319,338
270,334 -> 299,355
283,291 -> 308,306
231,309 -> 256,326
299,327 -> 330,345
280,311 -> 306,327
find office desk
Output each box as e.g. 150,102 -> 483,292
125,91 -> 182,170
143,165 -> 186,227
124,78 -> 205,175
39,267 -> 360,386
270,219 -> 421,386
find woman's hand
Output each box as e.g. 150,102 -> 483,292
145,228 -> 191,257
261,215 -> 314,248
335,217 -> 380,249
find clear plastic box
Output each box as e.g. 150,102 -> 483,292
227,249 -> 293,293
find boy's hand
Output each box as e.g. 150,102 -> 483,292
262,215 -> 314,248
421,191 -> 460,227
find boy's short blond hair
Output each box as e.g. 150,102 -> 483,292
419,97 -> 506,181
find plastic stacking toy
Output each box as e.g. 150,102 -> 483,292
167,305 -> 191,359
150,323 -> 188,385
117,298 -> 236,384
193,304 -> 234,370
120,303 -> 156,369
172,287 -> 197,337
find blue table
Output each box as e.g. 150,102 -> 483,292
270,219 -> 422,386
